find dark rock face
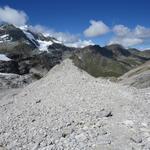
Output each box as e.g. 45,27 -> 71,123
0,73 -> 33,89
25,52 -> 62,73
0,52 -> 62,77
0,24 -> 38,47
0,60 -> 19,74
82,45 -> 113,58
105,44 -> 131,57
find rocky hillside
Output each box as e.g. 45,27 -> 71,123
138,50 -> 150,59
0,73 -> 33,89
72,44 -> 150,77
119,61 -> 150,88
0,59 -> 150,149
0,24 -> 73,78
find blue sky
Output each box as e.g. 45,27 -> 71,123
0,0 -> 150,49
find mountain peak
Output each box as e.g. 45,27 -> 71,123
0,23 -> 63,52
105,44 -> 124,49
0,23 -> 16,30
105,44 -> 131,57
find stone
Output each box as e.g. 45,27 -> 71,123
130,135 -> 142,143
36,100 -> 41,104
75,133 -> 87,142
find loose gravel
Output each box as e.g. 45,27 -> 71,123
0,59 -> 150,150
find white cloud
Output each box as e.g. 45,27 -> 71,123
30,25 -> 79,43
32,23 -> 150,48
65,40 -> 94,48
0,5 -> 149,49
0,6 -> 93,48
110,24 -> 150,47
109,37 -> 143,47
29,25 -> 48,34
0,6 -> 28,26
113,25 -> 150,39
84,20 -> 109,37
134,25 -> 150,38
51,32 -> 79,43
113,25 -> 130,36
29,25 -> 94,48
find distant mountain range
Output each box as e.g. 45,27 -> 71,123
0,23 -> 150,78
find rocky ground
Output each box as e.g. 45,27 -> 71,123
119,61 -> 150,89
0,73 -> 34,89
0,59 -> 150,150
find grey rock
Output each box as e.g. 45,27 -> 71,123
130,135 -> 142,143
0,59 -> 150,150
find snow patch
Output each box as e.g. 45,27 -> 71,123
0,34 -> 9,39
20,26 -> 39,46
0,72 -> 17,76
65,40 -> 94,48
52,39 -> 62,44
0,54 -> 11,61
24,31 -> 35,41
19,25 -> 28,31
37,40 -> 53,52
23,30 -> 38,46
0,34 -> 11,43
19,26 -> 63,51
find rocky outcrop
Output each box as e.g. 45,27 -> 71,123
0,51 -> 62,77
0,73 -> 33,89
0,60 -> 19,74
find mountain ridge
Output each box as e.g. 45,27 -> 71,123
0,23 -> 150,78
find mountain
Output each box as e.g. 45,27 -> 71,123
128,48 -> 150,59
0,23 -> 61,53
0,24 -> 73,78
105,44 -> 131,56
128,48 -> 140,54
137,50 -> 150,59
71,44 -> 150,77
0,23 -> 150,79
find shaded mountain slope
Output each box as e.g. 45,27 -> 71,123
71,44 -> 150,77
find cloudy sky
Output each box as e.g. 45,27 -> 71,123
0,0 -> 150,49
